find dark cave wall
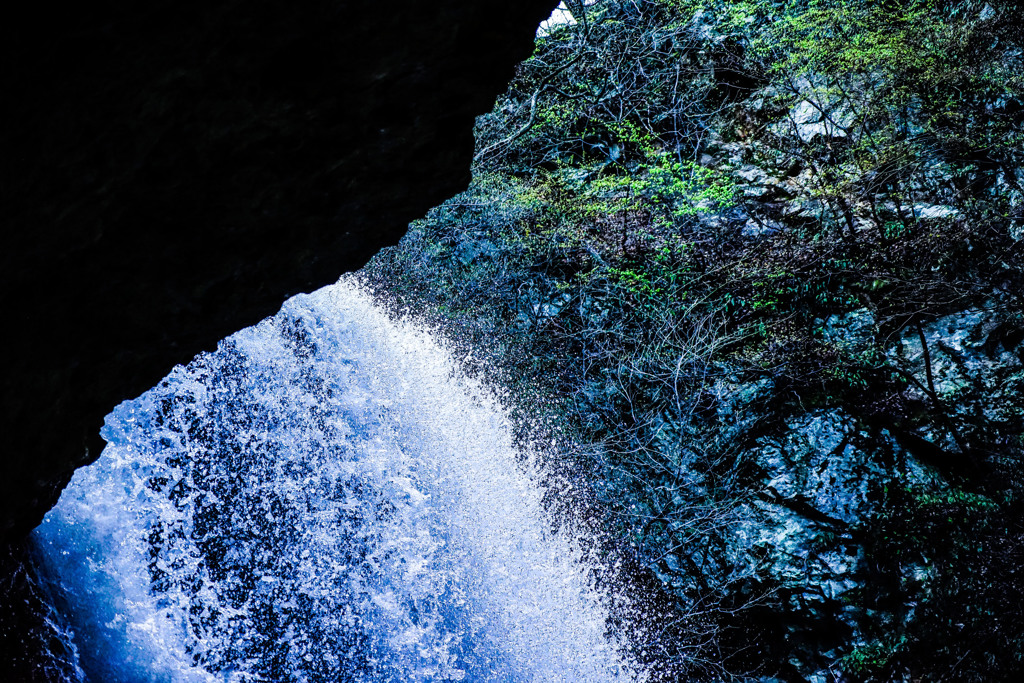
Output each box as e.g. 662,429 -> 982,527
0,0 -> 558,539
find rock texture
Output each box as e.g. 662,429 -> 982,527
0,0 -> 557,539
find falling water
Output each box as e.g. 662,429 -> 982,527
32,278 -> 637,682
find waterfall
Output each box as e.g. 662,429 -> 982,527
33,278 -> 638,682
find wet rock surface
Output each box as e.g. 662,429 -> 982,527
0,541 -> 83,682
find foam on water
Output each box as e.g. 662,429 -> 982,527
33,278 -> 638,682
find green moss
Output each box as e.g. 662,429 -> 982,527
367,0 -> 1024,678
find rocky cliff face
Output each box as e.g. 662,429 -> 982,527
0,0 -> 557,539
361,1 -> 1024,676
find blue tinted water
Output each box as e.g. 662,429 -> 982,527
34,278 -> 637,683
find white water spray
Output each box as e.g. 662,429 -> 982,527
34,278 -> 638,682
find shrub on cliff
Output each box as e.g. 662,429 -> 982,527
366,0 -> 1024,679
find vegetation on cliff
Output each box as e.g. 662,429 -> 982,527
365,1 -> 1024,679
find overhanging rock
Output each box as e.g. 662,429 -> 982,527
0,0 -> 558,539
